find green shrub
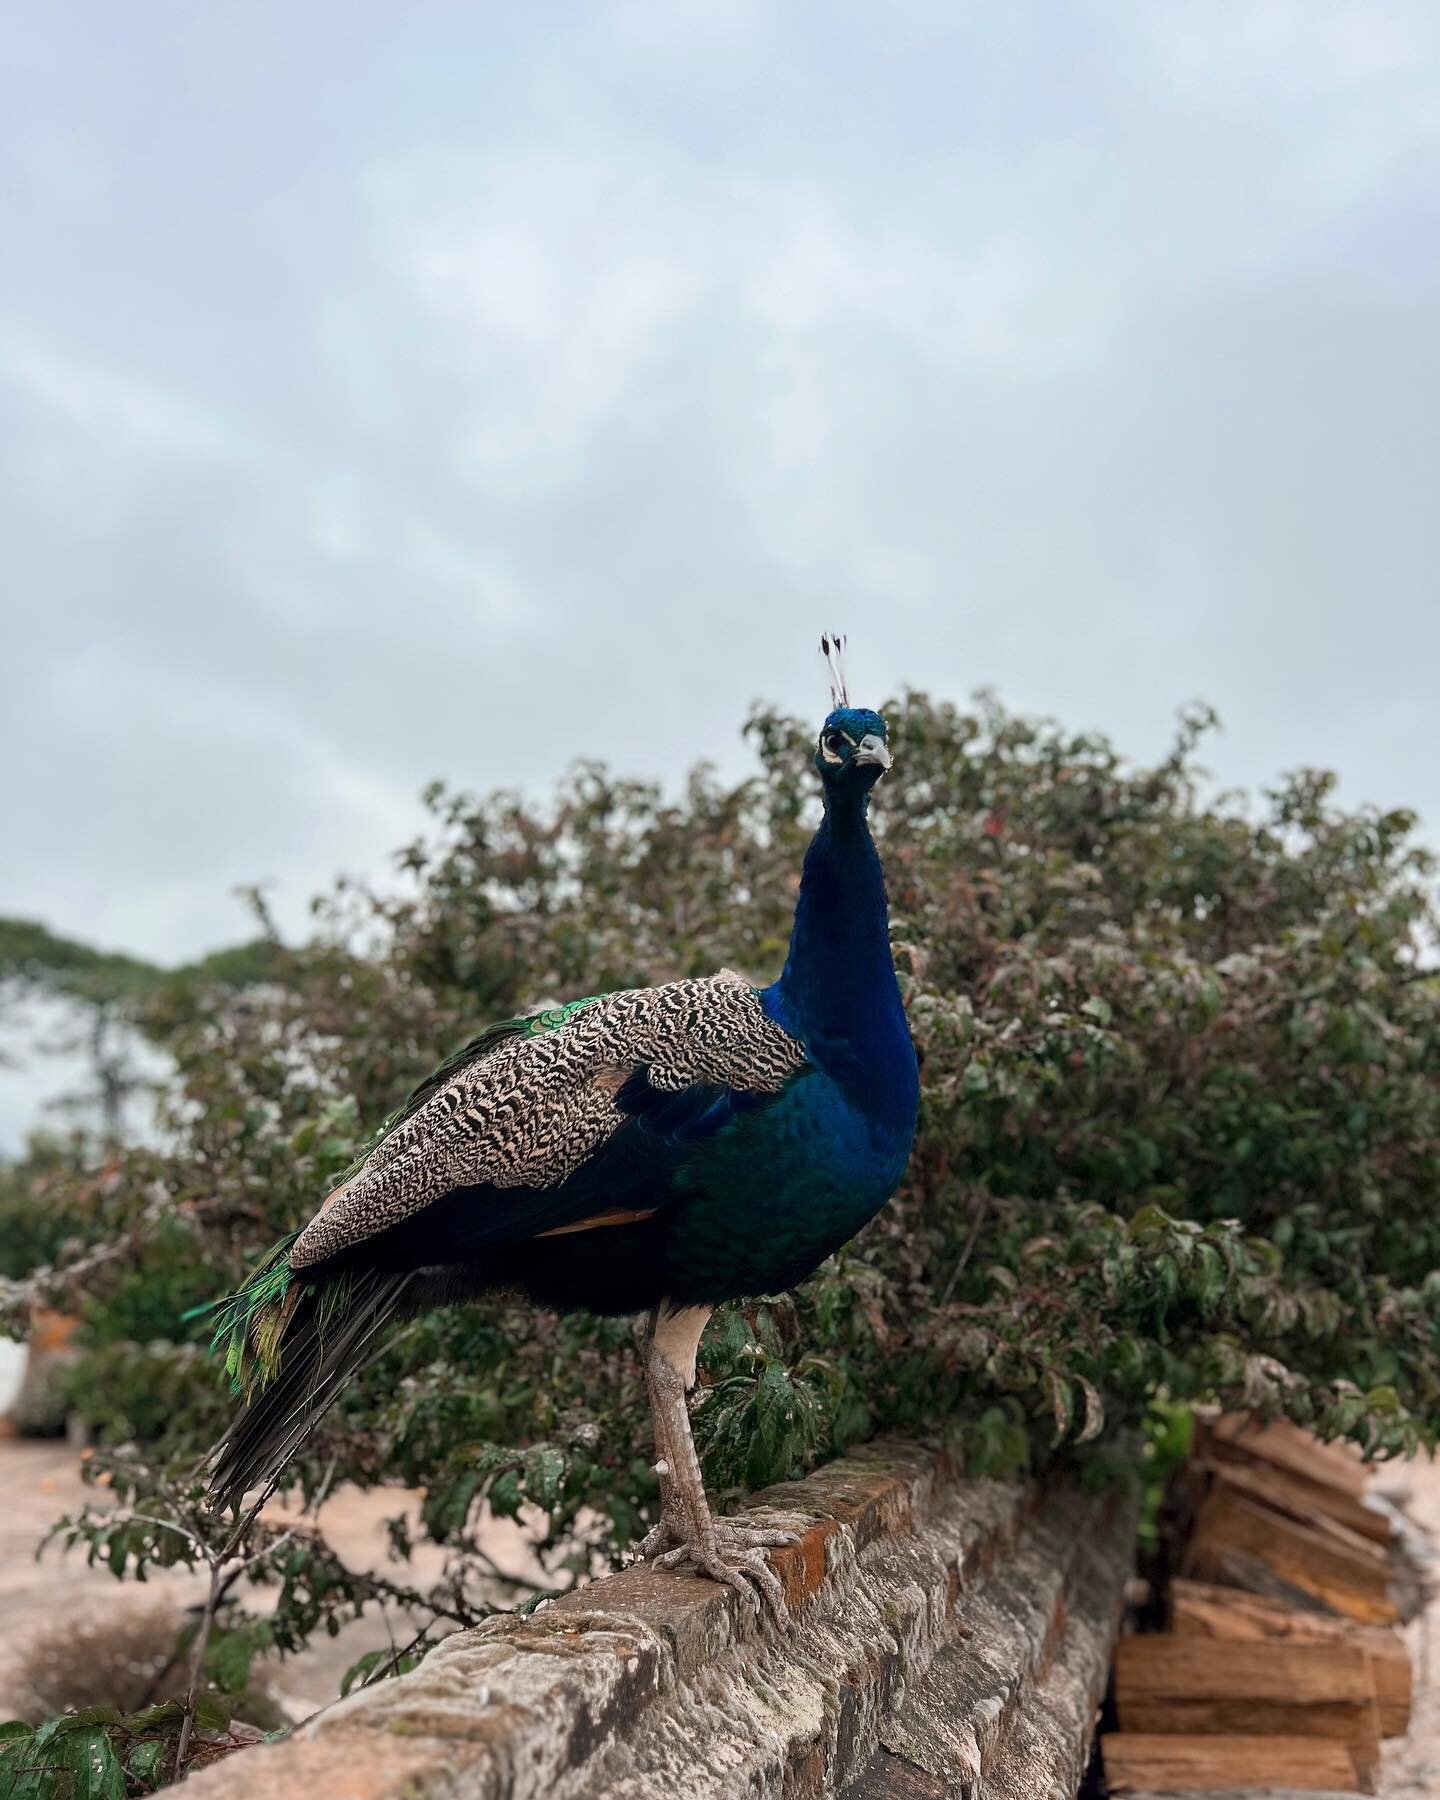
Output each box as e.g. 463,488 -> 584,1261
5,690 -> 1438,1787
0,1136 -> 93,1281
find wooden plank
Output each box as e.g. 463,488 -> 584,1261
1113,1636 -> 1381,1788
1101,1732 -> 1361,1793
1116,1634 -> 1377,1704
1171,1578 -> 1344,1640
1170,1581 -> 1412,1736
1199,1546 -> 1348,1616
1205,1415 -> 1370,1498
1198,1452 -> 1392,1548
1199,1466 -> 1391,1576
1183,1485 -> 1398,1625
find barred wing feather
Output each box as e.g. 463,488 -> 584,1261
291,970 -> 807,1269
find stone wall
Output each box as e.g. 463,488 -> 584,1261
185,1438 -> 1138,1800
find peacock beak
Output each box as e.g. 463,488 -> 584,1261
853,734 -> 892,770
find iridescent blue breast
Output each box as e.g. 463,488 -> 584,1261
662,1070 -> 914,1303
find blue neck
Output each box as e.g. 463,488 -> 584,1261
763,784 -> 917,1129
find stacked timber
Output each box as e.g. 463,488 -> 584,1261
1100,1414 -> 1421,1795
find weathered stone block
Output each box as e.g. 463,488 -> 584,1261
184,1440 -> 1137,1800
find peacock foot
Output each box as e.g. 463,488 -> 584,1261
637,1515 -> 799,1617
653,1534 -> 790,1618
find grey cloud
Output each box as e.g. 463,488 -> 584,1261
2,1 -> 1439,1146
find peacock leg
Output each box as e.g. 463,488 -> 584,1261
635,1305 -> 796,1617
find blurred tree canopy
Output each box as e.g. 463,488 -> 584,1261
0,918 -> 284,1148
2,690 -> 1438,1785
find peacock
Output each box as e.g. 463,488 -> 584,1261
203,638 -> 919,1614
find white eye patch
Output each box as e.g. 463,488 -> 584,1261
819,730 -> 856,765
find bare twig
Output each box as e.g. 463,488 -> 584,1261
60,1508 -> 208,1561
170,1468 -> 285,1775
941,1194 -> 992,1307
357,1620 -> 433,1691
173,1563 -> 222,1775
307,1455 -> 340,1516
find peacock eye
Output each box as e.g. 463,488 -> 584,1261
820,730 -> 848,762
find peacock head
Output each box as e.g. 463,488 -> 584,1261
814,634 -> 890,792
815,706 -> 891,790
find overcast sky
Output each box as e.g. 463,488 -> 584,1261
2,2 -> 1438,1143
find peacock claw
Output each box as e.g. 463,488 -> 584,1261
641,1516 -> 799,1556
653,1538 -> 789,1619
634,1521 -> 672,1560
637,1516 -> 795,1619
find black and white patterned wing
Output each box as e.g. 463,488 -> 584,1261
290,970 -> 807,1268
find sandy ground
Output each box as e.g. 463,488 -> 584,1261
0,1435 -> 546,1725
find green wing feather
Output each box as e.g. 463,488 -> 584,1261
196,1230 -> 302,1393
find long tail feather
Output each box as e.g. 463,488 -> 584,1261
201,1243 -> 414,1511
